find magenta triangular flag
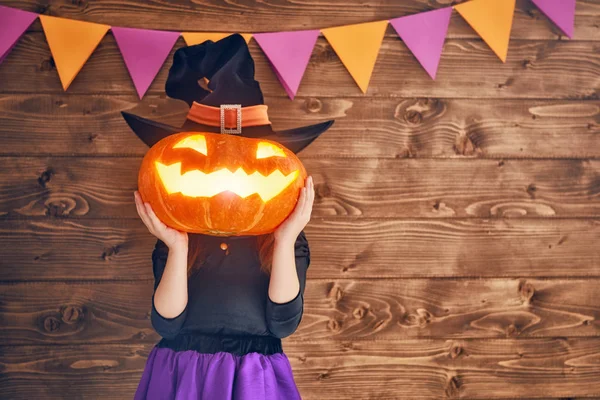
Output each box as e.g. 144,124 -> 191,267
254,30 -> 319,99
390,7 -> 452,79
0,6 -> 38,64
112,27 -> 180,99
531,0 -> 576,38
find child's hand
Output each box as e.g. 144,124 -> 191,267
274,176 -> 314,243
134,191 -> 188,250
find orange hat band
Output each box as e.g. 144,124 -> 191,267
186,102 -> 271,133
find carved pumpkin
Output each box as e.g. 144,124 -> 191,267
138,131 -> 307,236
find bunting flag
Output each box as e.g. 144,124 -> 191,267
254,30 -> 319,99
182,32 -> 253,46
0,6 -> 38,64
321,20 -> 388,93
454,0 -> 516,62
39,15 -> 110,90
531,0 -> 576,38
0,2 -> 576,99
112,27 -> 180,99
389,7 -> 452,79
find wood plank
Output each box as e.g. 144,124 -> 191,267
1,94 -> 598,158
0,279 -> 598,342
1,34 -> 598,99
0,157 -> 597,219
1,338 -> 599,399
4,0 -> 599,40
2,218 -> 598,281
0,217 -> 598,280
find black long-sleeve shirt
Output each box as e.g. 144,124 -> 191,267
149,231 -> 311,349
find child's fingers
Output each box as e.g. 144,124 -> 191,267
306,176 -> 314,218
135,193 -> 154,231
301,176 -> 312,216
296,187 -> 307,217
145,202 -> 167,233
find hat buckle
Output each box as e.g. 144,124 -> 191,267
220,104 -> 242,134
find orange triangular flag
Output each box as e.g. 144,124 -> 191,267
321,20 -> 388,93
182,32 -> 253,46
454,0 -> 516,62
39,15 -> 110,90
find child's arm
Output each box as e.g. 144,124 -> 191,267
135,191 -> 189,339
266,231 -> 311,339
151,240 -> 189,339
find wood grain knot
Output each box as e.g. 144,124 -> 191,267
403,313 -> 420,326
453,132 -> 478,156
317,371 -> 331,380
526,183 -> 537,199
71,0 -> 88,8
327,318 -> 342,332
41,57 -> 55,72
395,146 -> 416,158
445,375 -> 461,398
519,281 -> 535,303
43,316 -> 61,333
61,305 -> 83,324
449,344 -> 462,359
34,4 -> 49,14
404,110 -> 423,125
497,78 -> 514,89
352,305 -> 368,319
102,245 -> 121,261
314,182 -> 331,199
38,167 -> 54,188
327,285 -> 343,302
136,331 -> 148,340
45,197 -> 77,217
394,98 -> 443,124
417,308 -> 433,325
340,341 -> 354,351
304,98 -> 322,113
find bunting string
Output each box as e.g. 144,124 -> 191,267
0,0 -> 576,100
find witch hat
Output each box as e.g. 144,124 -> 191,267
121,33 -> 334,154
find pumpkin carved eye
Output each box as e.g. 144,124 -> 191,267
256,141 -> 286,159
173,134 -> 208,155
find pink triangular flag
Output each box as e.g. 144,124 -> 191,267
531,0 -> 576,38
112,27 -> 180,99
254,30 -> 319,99
0,6 -> 38,64
389,7 -> 452,79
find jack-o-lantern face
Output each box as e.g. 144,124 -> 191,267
138,131 -> 307,236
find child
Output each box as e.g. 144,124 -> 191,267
133,176 -> 313,399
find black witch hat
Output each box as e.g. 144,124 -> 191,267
121,33 -> 334,154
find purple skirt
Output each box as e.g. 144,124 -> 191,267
134,345 -> 302,399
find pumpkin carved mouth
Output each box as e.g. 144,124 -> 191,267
155,161 -> 300,202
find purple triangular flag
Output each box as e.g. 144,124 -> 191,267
0,6 -> 38,64
389,7 -> 452,80
531,0 -> 576,38
254,30 -> 319,100
112,27 -> 180,99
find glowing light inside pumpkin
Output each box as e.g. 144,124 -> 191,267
173,135 -> 207,155
256,142 -> 287,159
155,162 -> 299,202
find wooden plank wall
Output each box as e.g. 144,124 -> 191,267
0,0 -> 598,399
